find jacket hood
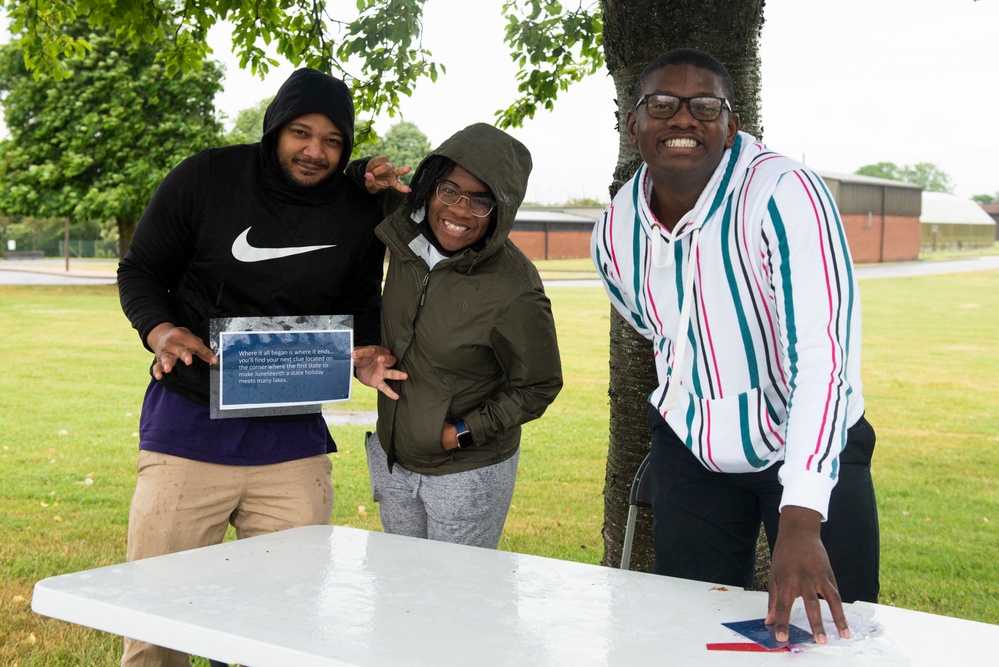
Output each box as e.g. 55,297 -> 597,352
261,68 -> 355,174
415,123 -> 532,262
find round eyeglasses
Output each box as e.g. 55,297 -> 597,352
635,94 -> 732,121
436,181 -> 496,218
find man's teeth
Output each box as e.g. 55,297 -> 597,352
665,138 -> 698,148
443,220 -> 467,232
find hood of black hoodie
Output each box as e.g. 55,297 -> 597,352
258,68 -> 356,205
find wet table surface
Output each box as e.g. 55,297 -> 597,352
32,525 -> 997,666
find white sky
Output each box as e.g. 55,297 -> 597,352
4,0 -> 998,203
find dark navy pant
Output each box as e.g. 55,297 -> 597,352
647,409 -> 880,603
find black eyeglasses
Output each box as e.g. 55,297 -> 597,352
435,181 -> 496,218
635,94 -> 732,121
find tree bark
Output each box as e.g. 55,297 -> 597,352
118,220 -> 135,261
598,0 -> 767,581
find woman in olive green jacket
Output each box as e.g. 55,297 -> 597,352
354,123 -> 563,548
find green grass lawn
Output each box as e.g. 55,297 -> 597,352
2,268 -> 997,664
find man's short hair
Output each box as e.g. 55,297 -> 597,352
633,48 -> 735,106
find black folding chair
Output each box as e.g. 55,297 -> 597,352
619,451 -> 653,570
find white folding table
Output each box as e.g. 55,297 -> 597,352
32,525 -> 996,665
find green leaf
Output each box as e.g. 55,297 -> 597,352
0,20 -> 225,253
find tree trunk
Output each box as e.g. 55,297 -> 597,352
118,219 -> 135,260
598,0 -> 767,582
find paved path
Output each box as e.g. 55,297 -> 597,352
0,259 -> 117,285
547,255 -> 999,288
5,256 -> 999,286
323,409 -> 378,427
852,255 -> 999,280
0,269 -> 117,285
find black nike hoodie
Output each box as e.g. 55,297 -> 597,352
118,68 -> 386,406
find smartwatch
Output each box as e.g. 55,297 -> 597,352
454,420 -> 474,449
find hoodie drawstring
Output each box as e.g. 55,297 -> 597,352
663,227 -> 699,411
650,220 -> 680,269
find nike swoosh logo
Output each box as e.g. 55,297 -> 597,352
231,227 -> 336,262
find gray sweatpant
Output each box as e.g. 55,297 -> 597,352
365,432 -> 518,548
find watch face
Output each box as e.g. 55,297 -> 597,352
457,429 -> 473,449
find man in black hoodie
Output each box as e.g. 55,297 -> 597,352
117,68 -> 406,667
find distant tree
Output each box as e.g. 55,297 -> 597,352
563,197 -> 607,207
855,162 -> 904,182
368,121 -> 431,185
0,215 -> 11,249
0,23 -> 224,256
856,161 -> 954,193
904,162 -> 954,193
1,216 -> 63,254
971,192 -> 998,204
224,97 -> 272,145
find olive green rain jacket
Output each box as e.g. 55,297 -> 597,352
374,123 -> 563,474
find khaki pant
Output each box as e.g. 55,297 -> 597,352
121,451 -> 334,667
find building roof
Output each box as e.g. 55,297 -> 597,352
515,208 -> 601,224
818,171 -> 922,190
920,192 -> 996,226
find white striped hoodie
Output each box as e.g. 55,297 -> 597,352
591,132 -> 865,519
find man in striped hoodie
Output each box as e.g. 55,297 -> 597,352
591,48 -> 878,645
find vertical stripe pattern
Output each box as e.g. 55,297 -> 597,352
590,132 -> 865,519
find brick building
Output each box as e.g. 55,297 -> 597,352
817,172 -> 922,263
509,173 -> 925,264
510,208 -> 604,260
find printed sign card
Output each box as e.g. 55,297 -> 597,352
210,315 -> 353,419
